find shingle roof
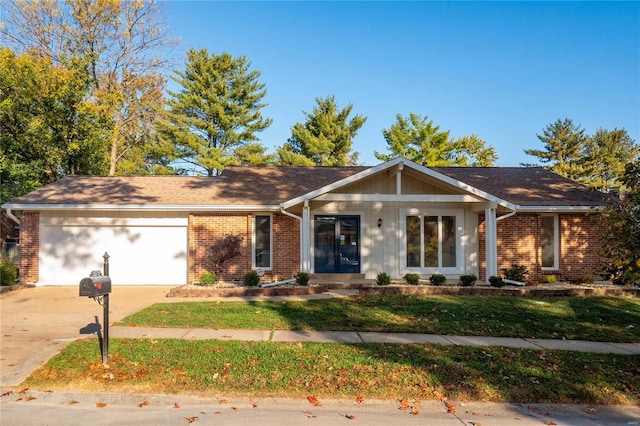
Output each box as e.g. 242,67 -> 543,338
432,167 -> 608,207
6,166 -> 367,206
4,164 -> 606,208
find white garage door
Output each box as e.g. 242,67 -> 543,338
39,215 -> 188,285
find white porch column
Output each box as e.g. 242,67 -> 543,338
301,202 -> 311,272
485,206 -> 498,278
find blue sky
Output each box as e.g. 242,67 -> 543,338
163,1 -> 639,167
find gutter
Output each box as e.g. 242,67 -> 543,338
1,203 -> 282,212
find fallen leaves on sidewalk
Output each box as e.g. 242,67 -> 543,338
96,402 -> 107,408
184,416 -> 198,423
307,394 -> 322,406
138,398 -> 150,408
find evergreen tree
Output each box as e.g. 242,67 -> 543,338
278,96 -> 366,166
156,49 -> 272,175
523,118 -> 587,181
524,119 -> 639,190
375,113 -> 497,166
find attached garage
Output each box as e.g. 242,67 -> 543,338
38,212 -> 188,285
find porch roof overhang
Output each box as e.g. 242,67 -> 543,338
281,157 -> 518,211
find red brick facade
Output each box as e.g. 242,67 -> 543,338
18,212 -> 39,284
188,212 -> 300,284
479,212 -> 602,282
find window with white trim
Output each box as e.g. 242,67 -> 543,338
402,209 -> 462,272
541,215 -> 558,270
254,215 -> 272,269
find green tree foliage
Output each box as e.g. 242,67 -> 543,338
375,113 -> 498,166
582,128 -> 639,192
0,49 -> 107,203
523,118 -> 638,190
156,49 -> 272,176
1,0 -> 175,176
278,96 -> 366,166
234,143 -> 277,166
523,118 -> 589,181
598,160 -> 640,285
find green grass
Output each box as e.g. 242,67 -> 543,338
116,295 -> 640,343
26,338 -> 639,404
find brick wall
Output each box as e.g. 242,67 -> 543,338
19,211 -> 39,283
188,213 -> 300,284
559,214 -> 603,281
478,212 -> 602,282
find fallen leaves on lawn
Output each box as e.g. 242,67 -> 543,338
307,395 -> 322,406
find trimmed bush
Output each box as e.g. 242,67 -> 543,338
243,271 -> 261,287
199,272 -> 218,286
459,274 -> 477,287
295,272 -> 311,286
0,263 -> 17,286
539,274 -> 557,284
502,264 -> 529,282
488,275 -> 504,288
376,272 -> 392,286
403,273 -> 420,285
429,274 -> 446,286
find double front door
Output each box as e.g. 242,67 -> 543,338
314,215 -> 360,274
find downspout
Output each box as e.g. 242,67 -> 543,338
5,208 -> 20,225
496,210 -> 516,222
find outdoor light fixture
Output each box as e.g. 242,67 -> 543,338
377,218 -> 383,228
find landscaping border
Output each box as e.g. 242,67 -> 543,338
359,285 -> 640,298
167,285 -> 329,298
0,283 -> 35,294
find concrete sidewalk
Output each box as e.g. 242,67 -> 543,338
110,326 -> 640,355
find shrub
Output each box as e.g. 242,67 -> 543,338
569,275 -> 594,285
403,273 -> 420,285
295,272 -> 311,286
199,272 -> 218,286
502,264 -> 529,282
243,271 -> 260,287
0,263 -> 17,286
539,274 -> 557,284
207,234 -> 244,274
459,274 -> 477,287
376,272 -> 391,286
430,274 -> 447,286
488,276 -> 504,287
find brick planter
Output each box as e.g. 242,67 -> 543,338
167,285 -> 328,298
359,285 -> 640,298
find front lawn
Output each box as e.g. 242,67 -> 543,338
116,295 -> 640,343
24,338 -> 639,404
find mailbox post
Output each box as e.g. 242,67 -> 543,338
79,252 -> 112,365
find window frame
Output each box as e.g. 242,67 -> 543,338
253,214 -> 273,270
541,214 -> 559,271
400,208 -> 464,275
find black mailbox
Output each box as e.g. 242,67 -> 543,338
79,276 -> 112,297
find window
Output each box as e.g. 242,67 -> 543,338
403,211 -> 461,271
541,215 -> 558,269
254,215 -> 271,269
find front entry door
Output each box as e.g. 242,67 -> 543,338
314,215 -> 360,273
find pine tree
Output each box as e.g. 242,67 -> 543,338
278,96 -> 366,166
156,49 -> 272,176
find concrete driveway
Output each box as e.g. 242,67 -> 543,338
0,285 -> 171,387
